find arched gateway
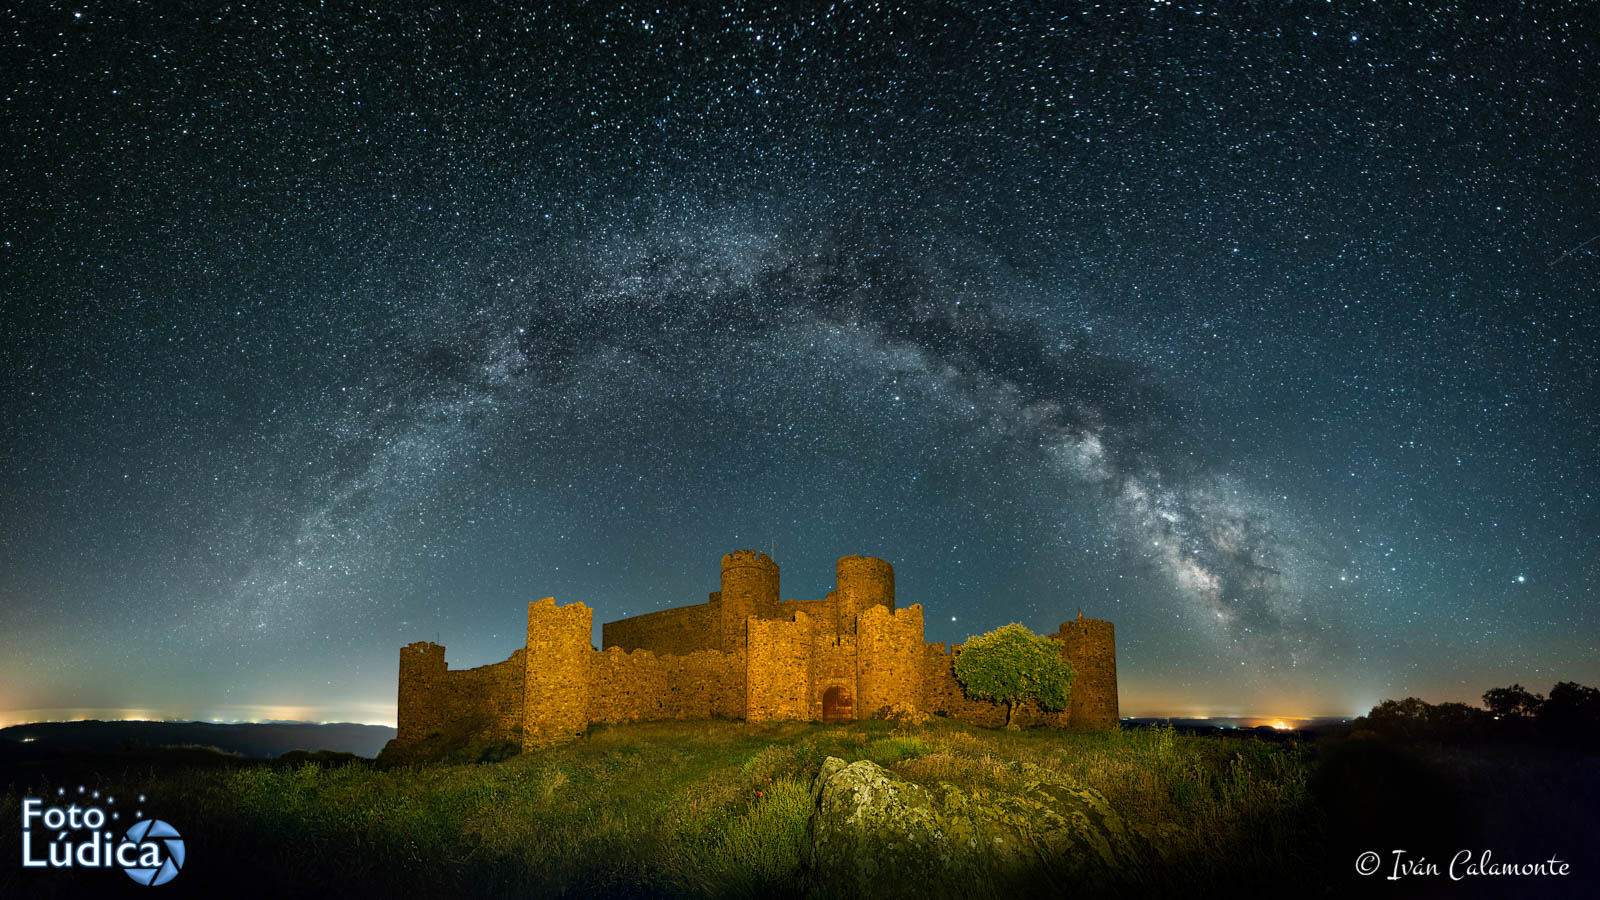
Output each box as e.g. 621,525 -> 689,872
822,685 -> 853,722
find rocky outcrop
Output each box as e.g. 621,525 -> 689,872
803,757 -> 1142,897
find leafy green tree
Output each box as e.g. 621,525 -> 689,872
953,623 -> 1075,729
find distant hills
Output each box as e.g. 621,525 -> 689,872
1122,717 -> 1352,737
0,719 -> 396,758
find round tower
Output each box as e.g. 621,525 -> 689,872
1054,613 -> 1118,729
836,555 -> 895,632
719,550 -> 779,651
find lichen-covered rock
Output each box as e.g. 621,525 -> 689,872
803,756 -> 1142,898
804,759 -> 944,891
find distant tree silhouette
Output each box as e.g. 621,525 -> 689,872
1482,683 -> 1544,719
1360,697 -> 1489,741
1538,681 -> 1600,744
1428,702 -> 1489,736
1358,682 -> 1599,745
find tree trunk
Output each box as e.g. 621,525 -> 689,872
1005,698 -> 1020,730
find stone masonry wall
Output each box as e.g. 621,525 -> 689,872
397,641 -> 445,744
1054,616 -> 1119,729
809,634 -> 859,720
747,613 -> 815,722
857,604 -> 924,717
523,597 -> 593,749
588,647 -> 744,722
601,601 -> 719,655
397,642 -> 527,744
776,598 -> 837,634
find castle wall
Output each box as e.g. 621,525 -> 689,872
776,598 -> 837,634
1054,617 -> 1119,729
588,647 -> 744,722
523,598 -> 593,749
601,601 -> 719,655
923,644 -> 996,725
857,604 -> 924,717
396,642 -> 527,744
747,613 -> 814,722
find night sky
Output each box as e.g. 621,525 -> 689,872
2,2 -> 1595,726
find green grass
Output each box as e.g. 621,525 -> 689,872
1,721 -> 1320,898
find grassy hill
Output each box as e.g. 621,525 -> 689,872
1,719 -> 1593,898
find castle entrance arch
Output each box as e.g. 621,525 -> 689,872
822,685 -> 853,722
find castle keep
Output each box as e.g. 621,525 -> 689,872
395,552 -> 1118,750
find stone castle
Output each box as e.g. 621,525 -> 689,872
394,551 -> 1117,750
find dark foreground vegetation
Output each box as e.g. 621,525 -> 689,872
1354,680 -> 1600,745
2,703 -> 1595,898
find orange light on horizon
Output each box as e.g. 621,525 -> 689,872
1228,715 -> 1312,730
1,705 -> 397,728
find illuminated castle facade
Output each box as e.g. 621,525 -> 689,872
394,551 -> 1117,750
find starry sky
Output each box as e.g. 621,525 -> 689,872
2,2 -> 1595,725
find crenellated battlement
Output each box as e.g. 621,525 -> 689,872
836,553 -> 894,579
1055,612 -> 1115,640
722,549 -> 778,571
400,641 -> 447,670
